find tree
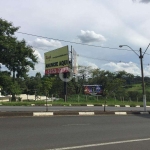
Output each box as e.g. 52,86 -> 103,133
0,18 -> 38,101
0,71 -> 12,95
8,81 -> 22,100
41,77 -> 53,98
0,18 -> 19,64
34,72 -> 42,96
114,71 -> 134,85
89,68 -> 126,98
5,39 -> 38,79
50,74 -> 63,97
68,66 -> 92,94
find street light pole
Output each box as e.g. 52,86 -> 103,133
139,48 -> 146,111
119,44 -> 150,112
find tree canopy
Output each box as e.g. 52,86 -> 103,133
0,18 -> 38,100
0,18 -> 38,79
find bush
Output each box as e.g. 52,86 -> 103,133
146,91 -> 150,102
127,91 -> 141,101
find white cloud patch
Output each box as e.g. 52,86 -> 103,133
86,62 -> 99,69
78,56 -> 99,70
144,65 -> 150,76
30,38 -> 62,48
28,49 -> 45,76
77,30 -> 106,43
33,49 -> 44,63
102,62 -> 141,76
125,29 -> 150,48
102,61 -> 150,76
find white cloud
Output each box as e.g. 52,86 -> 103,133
144,65 -> 150,76
77,30 -> 106,43
125,29 -> 150,48
85,61 -> 99,69
102,61 -> 150,77
1,0 -> 150,76
102,62 -> 140,75
33,49 -> 44,63
30,38 -> 62,48
78,59 -> 98,69
27,49 -> 45,76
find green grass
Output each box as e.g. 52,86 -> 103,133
126,83 -> 150,93
0,95 -> 148,106
1,83 -> 150,106
0,100 -> 52,106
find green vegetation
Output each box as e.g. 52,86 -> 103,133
0,18 -> 38,101
1,98 -> 150,106
1,18 -> 150,105
126,83 -> 150,93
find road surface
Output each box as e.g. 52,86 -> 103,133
0,106 -> 149,112
0,115 -> 150,150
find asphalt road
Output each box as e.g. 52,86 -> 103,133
1,115 -> 150,150
0,106 -> 149,112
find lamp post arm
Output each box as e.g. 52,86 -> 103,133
120,45 -> 139,57
143,43 -> 150,57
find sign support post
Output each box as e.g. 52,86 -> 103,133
64,73 -> 67,102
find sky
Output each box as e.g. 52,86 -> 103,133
0,0 -> 150,77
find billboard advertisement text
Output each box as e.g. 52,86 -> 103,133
44,46 -> 69,74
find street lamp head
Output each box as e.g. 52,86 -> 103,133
119,45 -> 123,48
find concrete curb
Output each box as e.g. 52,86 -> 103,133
0,111 -> 150,117
0,112 -> 33,117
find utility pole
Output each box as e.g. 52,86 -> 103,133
139,48 -> 146,111
119,44 -> 150,111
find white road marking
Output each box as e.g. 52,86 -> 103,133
140,112 -> 149,114
44,104 -> 52,106
136,105 -> 140,107
87,104 -> 94,106
102,104 -> 108,106
115,112 -> 127,115
62,124 -> 90,126
79,112 -> 94,115
31,104 -> 35,106
47,138 -> 150,150
33,112 -> 53,116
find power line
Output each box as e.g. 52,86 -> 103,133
76,55 -> 149,66
32,46 -> 149,66
79,55 -> 123,63
17,31 -> 141,52
37,49 -> 149,66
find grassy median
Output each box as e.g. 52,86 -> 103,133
0,94 -> 150,106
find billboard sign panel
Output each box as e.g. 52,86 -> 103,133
72,49 -> 78,74
83,85 -> 103,95
44,46 -> 69,74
